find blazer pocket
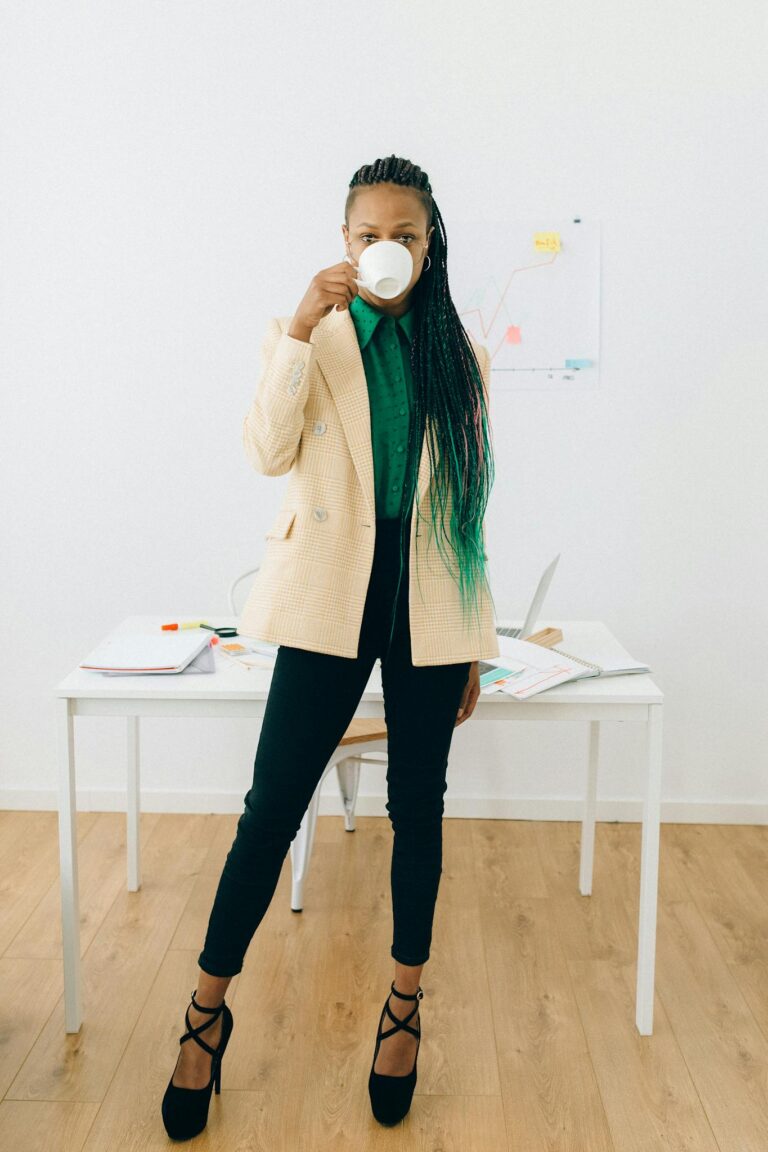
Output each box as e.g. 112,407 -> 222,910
265,508 -> 297,540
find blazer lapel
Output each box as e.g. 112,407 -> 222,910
314,307 -> 431,523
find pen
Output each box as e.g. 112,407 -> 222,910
161,621 -> 210,631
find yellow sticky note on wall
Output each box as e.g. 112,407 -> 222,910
534,231 -> 561,252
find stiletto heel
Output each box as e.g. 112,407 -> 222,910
161,988 -> 234,1141
368,980 -> 423,1126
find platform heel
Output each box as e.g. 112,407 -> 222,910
161,988 -> 234,1141
368,980 -> 423,1126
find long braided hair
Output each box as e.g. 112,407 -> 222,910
345,154 -> 497,642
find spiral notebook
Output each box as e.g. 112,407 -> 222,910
480,636 -> 650,700
507,636 -> 651,679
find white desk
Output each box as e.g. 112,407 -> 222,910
55,615 -> 663,1035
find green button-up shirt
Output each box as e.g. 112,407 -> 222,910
349,292 -> 416,519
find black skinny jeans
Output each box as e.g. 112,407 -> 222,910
198,511 -> 471,977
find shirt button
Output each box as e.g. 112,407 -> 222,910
397,445 -> 404,453
399,407 -> 406,415
391,483 -> 399,492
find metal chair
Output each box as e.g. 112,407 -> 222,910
230,566 -> 388,911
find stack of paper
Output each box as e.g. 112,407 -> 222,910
79,632 -> 214,676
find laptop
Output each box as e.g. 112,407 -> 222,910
474,552 -> 559,677
497,553 -> 560,640
477,553 -> 560,675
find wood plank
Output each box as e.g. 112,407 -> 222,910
5,812 -> 160,961
473,819 -> 614,1151
0,812 -> 98,955
0,1100 -> 99,1152
84,945 -> 505,1151
1,813 -> 765,1152
5,814 -> 217,1102
666,824 -> 768,964
653,895 -> 768,1151
567,956 -> 718,1152
0,958 -> 66,1100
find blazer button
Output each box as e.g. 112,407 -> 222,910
288,383 -> 298,395
313,507 -> 328,521
313,421 -> 326,435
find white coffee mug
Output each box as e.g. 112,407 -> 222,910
350,240 -> 413,300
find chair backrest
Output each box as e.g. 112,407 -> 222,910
229,566 -> 261,616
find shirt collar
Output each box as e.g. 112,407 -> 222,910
349,292 -> 416,350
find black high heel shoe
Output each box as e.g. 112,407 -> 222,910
368,980 -> 424,1126
161,988 -> 234,1142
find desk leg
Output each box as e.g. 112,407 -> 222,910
57,696 -> 82,1033
636,702 -> 663,1035
126,716 -> 141,891
579,720 -> 600,896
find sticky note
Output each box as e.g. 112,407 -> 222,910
565,359 -> 592,369
534,232 -> 561,252
505,325 -> 522,344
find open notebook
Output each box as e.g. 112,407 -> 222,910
477,553 -> 649,697
480,635 -> 651,700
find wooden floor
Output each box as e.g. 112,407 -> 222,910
0,809 -> 767,1151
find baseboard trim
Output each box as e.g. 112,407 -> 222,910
1,789 -> 766,825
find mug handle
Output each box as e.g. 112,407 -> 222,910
343,253 -> 366,288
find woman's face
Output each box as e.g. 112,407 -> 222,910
342,183 -> 433,313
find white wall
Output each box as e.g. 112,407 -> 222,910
2,1 -> 766,822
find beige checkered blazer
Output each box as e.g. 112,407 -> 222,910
239,306 -> 500,666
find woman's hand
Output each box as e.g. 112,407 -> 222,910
290,259 -> 360,337
455,661 -> 480,726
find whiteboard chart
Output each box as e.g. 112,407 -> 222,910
448,218 -> 601,390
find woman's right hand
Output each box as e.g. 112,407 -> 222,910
291,258 -> 360,334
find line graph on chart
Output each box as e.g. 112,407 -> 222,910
449,218 -> 601,390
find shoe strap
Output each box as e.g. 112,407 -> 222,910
380,980 -> 423,1041
180,989 -> 226,1057
190,989 -> 225,1014
389,980 -> 424,1002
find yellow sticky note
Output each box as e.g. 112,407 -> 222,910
534,231 -> 561,252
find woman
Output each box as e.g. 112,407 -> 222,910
162,154 -> 499,1140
